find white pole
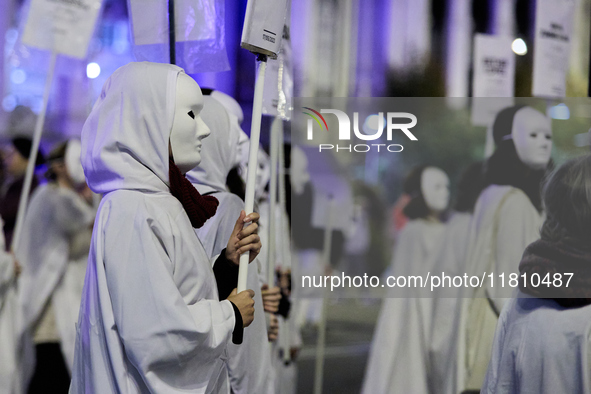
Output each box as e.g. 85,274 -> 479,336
11,51 -> 57,252
314,195 -> 335,394
335,0 -> 353,97
268,116 -> 280,286
238,56 -> 268,293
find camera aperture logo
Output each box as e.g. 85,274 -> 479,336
302,107 -> 418,153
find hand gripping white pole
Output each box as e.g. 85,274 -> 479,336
237,56 -> 268,293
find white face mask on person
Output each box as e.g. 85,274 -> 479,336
511,107 -> 552,170
169,73 -> 211,174
421,167 -> 450,213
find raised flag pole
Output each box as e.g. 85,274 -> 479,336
314,195 -> 335,394
11,51 -> 57,252
237,54 -> 267,293
238,0 -> 288,293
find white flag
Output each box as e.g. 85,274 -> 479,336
532,0 -> 576,98
22,0 -> 103,59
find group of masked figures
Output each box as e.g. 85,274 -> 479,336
363,105 -> 591,394
1,60 -> 591,394
0,62 -> 299,394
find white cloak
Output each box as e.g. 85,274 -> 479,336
427,212 -> 472,394
187,96 -> 273,394
0,216 -> 29,394
17,184 -> 94,371
362,219 -> 446,394
70,62 -> 235,393
482,293 -> 591,394
458,185 -> 543,391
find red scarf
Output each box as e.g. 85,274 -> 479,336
168,158 -> 218,228
518,238 -> 591,308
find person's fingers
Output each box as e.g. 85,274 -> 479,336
243,289 -> 255,299
231,210 -> 247,238
262,293 -> 281,301
244,212 -> 260,223
229,288 -> 238,297
261,286 -> 280,295
236,241 -> 261,258
234,233 -> 260,249
237,222 -> 258,239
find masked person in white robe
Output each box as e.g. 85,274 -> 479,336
186,92 -> 274,394
427,162 -> 484,394
16,139 -> 95,393
0,216 -> 27,394
483,154 -> 591,394
362,165 -> 449,394
459,105 -> 552,392
70,62 -> 261,393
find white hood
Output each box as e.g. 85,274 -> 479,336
186,96 -> 240,194
81,62 -> 183,195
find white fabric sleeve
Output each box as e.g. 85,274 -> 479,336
103,213 -> 235,387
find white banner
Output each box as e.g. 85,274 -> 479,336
22,0 -> 102,59
532,0 -> 576,98
128,0 -> 215,46
262,2 -> 293,120
127,0 -> 229,73
241,0 -> 289,58
471,34 -> 515,126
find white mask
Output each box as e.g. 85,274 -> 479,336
511,107 -> 552,170
238,145 -> 271,199
234,121 -> 249,168
169,73 -> 211,174
421,167 -> 449,213
65,139 -> 86,187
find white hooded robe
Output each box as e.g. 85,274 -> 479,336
17,183 -> 95,372
458,185 -> 543,391
362,219 -> 445,394
70,62 -> 236,393
427,212 -> 472,394
187,97 -> 274,394
0,216 -> 29,394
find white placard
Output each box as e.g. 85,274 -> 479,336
262,25 -> 293,119
532,0 -> 576,98
471,34 -> 515,126
241,0 -> 288,58
472,34 -> 515,97
22,0 -> 102,59
128,0 -> 216,46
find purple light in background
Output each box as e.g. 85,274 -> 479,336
2,95 -> 17,112
31,97 -> 43,114
5,28 -> 18,44
10,69 -> 27,84
87,63 -> 101,79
